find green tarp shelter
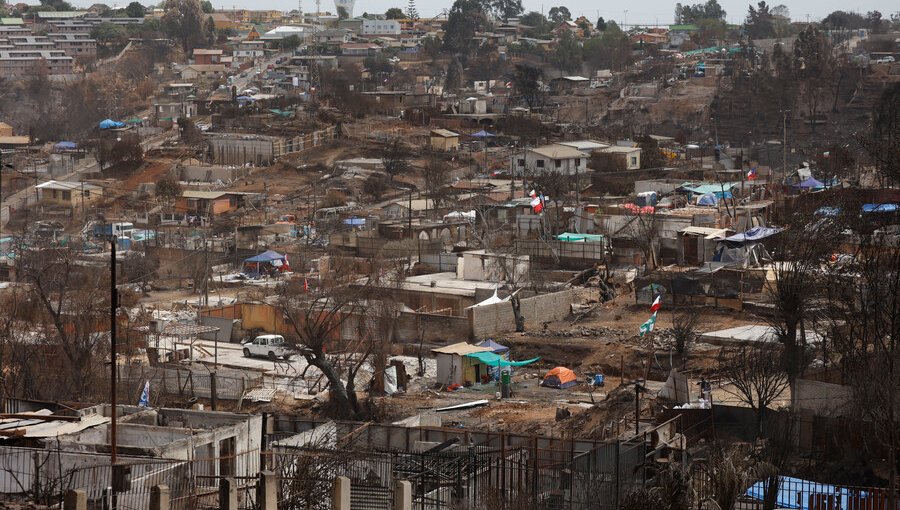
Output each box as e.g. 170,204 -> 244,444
464,351 -> 540,367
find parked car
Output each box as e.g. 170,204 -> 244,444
242,334 -> 296,360
875,56 -> 895,64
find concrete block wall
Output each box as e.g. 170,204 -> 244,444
469,288 -> 578,338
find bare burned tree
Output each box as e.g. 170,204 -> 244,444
765,214 -> 834,380
671,307 -> 699,357
14,240 -> 112,402
857,82 -> 900,186
718,343 -> 790,438
620,208 -> 659,271
824,236 -> 900,503
277,259 -> 396,419
382,137 -> 411,182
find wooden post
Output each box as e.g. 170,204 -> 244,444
64,490 -> 87,510
393,481 -> 412,510
218,478 -> 237,510
332,476 -> 351,510
150,485 -> 170,510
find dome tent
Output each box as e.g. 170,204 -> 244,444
541,367 -> 578,389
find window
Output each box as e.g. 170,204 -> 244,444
517,159 -> 525,167
62,191 -> 71,201
631,156 -> 638,166
555,160 -> 562,168
536,160 -> 545,168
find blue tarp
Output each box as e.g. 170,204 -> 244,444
99,119 -> 126,130
795,177 -> 825,189
243,250 -> 286,263
54,141 -> 77,150
680,182 -> 738,196
723,226 -> 783,244
471,130 -> 496,138
697,192 -> 719,206
344,217 -> 366,226
477,339 -> 510,354
862,203 -> 898,213
464,351 -> 539,367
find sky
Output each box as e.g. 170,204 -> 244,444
69,0 -> 899,27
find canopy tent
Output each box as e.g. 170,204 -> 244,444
697,193 -> 719,206
463,351 -> 539,367
471,130 -> 496,138
54,141 -> 77,150
679,183 -> 737,198
242,250 -> 291,276
795,176 -> 824,190
541,367 -> 578,389
98,119 -> 126,130
476,339 -> 510,354
556,232 -> 604,242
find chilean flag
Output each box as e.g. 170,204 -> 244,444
650,295 -> 661,313
747,166 -> 757,180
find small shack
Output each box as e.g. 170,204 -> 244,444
432,342 -> 492,386
429,129 -> 460,151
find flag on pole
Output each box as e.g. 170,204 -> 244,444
138,381 -> 150,407
530,195 -> 543,213
639,312 -> 658,337
650,295 -> 661,313
747,166 -> 757,180
303,278 -> 309,292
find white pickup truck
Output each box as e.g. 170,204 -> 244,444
242,335 -> 296,360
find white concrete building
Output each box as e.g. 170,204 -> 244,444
512,144 -> 588,176
362,18 -> 400,35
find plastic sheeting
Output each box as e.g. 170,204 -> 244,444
463,351 -> 539,367
723,226 -> 783,245
98,119 -> 125,129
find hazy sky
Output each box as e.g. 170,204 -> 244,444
71,0 -> 898,26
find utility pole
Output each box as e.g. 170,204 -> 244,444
109,234 -> 118,466
407,188 -> 413,239
263,181 -> 268,223
781,110 -> 789,186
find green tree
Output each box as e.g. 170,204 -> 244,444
90,21 -> 127,49
421,35 -> 441,58
637,135 -> 665,168
488,0 -> 523,20
442,0 -> 489,55
155,172 -> 183,202
280,34 -> 301,50
547,5 -> 570,23
405,0 -> 418,19
124,1 -> 145,17
161,0 -> 205,52
583,21 -> 632,70
384,7 -> 404,18
520,11 -> 553,37
203,15 -> 216,45
39,0 -> 74,11
676,0 -> 726,23
337,5 -> 348,19
553,29 -> 581,74
745,1 -> 776,39
595,16 -> 606,31
200,0 -> 212,12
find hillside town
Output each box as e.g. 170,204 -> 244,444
0,0 -> 899,507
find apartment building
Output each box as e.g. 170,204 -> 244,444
7,35 -> 57,51
46,32 -> 97,59
0,49 -> 74,77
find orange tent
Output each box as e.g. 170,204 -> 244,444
541,367 -> 578,389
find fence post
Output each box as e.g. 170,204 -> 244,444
332,476 -> 351,510
393,480 -> 412,510
64,489 -> 87,510
257,471 -> 277,510
219,478 -> 237,510
210,372 -> 218,411
150,485 -> 170,510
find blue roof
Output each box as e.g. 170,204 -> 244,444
724,226 -> 783,244
477,339 -> 509,353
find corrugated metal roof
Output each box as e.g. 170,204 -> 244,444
430,129 -> 459,138
681,226 -> 731,239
